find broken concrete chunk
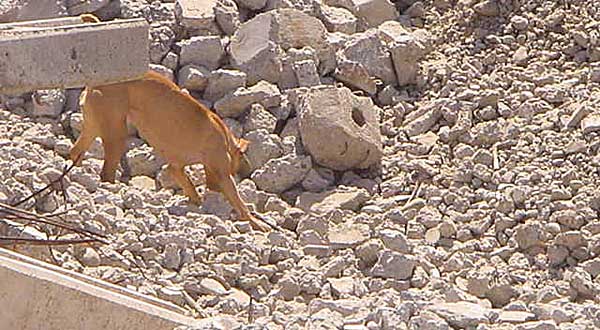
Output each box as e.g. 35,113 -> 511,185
318,4 -> 357,34
370,249 -> 416,280
328,222 -> 370,249
203,69 -> 247,102
229,9 -> 330,85
581,114 -> 600,135
293,59 -> 321,87
177,36 -> 224,70
339,30 -> 396,85
296,186 -> 370,213
177,64 -> 210,91
175,0 -> 221,35
251,154 -> 312,193
334,59 -> 377,95
214,80 -> 282,118
297,85 -> 383,170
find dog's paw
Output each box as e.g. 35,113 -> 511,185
249,217 -> 272,232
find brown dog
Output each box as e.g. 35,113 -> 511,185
69,70 -> 270,232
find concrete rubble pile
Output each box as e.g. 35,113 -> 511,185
1,0 -> 600,329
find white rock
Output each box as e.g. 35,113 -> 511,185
338,30 -> 396,85
297,85 -> 383,170
243,129 -> 284,172
126,144 -> 166,177
242,104 -> 278,134
175,0 -> 221,35
370,249 -> 416,280
31,89 -> 66,118
215,80 -> 282,118
318,5 -> 357,34
426,302 -> 491,329
328,222 -> 370,249
237,0 -> 267,10
388,32 -> 426,86
228,9 -> 330,84
581,114 -> 600,135
296,186 -> 370,213
178,64 -> 210,91
204,69 -> 247,102
178,36 -> 224,70
214,0 -> 240,35
251,154 -> 312,193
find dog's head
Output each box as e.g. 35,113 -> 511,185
232,138 -> 252,178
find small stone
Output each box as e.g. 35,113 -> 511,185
178,64 -> 210,91
370,250 -> 416,280
215,80 -> 282,118
513,46 -> 529,64
178,36 -> 224,70
293,60 -> 321,87
474,0 -> 499,17
318,5 -> 357,34
515,321 -> 558,330
157,286 -> 186,306
328,222 -> 370,249
329,277 -> 355,298
514,221 -> 544,250
380,229 -> 411,253
510,15 -> 529,30
581,114 -> 600,135
204,69 -> 247,102
303,244 -> 332,257
427,302 -> 491,329
161,243 -> 181,270
251,154 -> 312,193
554,231 -> 586,249
79,247 -> 101,267
129,176 -> 156,191
31,89 -> 65,118
296,186 -> 370,213
498,310 -> 536,323
198,278 -> 228,296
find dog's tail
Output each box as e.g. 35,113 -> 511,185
80,13 -> 101,24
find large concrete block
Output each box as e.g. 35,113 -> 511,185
0,248 -> 196,330
0,17 -> 149,94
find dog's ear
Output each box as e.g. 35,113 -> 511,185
237,138 -> 250,153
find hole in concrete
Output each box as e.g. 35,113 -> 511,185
352,107 -> 366,127
70,49 -> 77,60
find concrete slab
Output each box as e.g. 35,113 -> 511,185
0,18 -> 149,94
0,248 -> 197,330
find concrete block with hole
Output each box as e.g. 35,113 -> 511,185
296,85 -> 383,171
0,17 -> 149,95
